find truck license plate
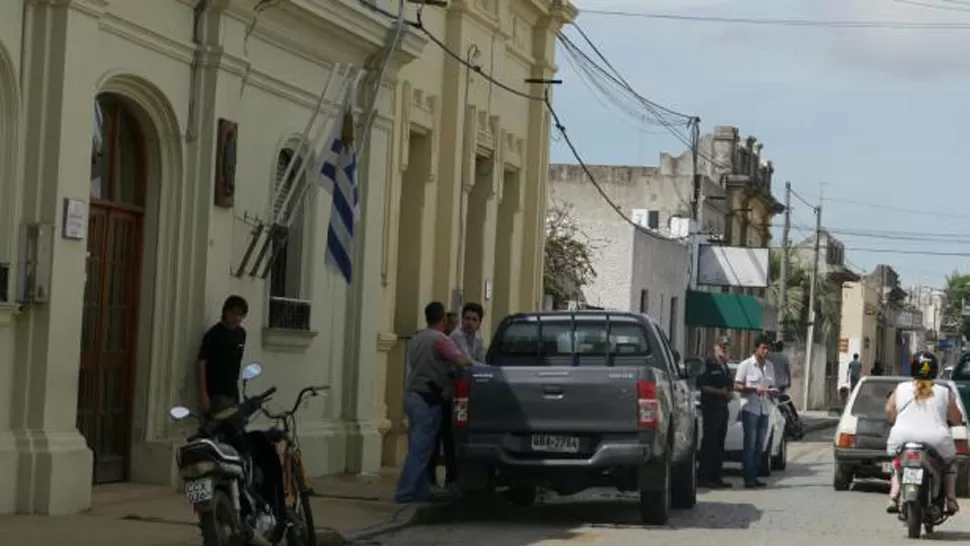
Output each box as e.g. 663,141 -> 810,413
530,434 -> 580,453
901,467 -> 924,485
185,478 -> 213,503
881,462 -> 893,473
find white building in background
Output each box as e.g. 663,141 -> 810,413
908,285 -> 947,343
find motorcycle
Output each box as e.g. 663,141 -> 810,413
169,361 -> 328,546
774,392 -> 805,440
894,442 -> 952,539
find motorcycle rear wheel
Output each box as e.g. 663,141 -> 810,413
905,501 -> 922,539
199,489 -> 242,546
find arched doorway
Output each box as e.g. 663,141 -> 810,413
77,94 -> 148,484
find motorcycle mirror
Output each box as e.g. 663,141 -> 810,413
169,406 -> 192,420
241,362 -> 263,380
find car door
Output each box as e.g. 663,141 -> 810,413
654,323 -> 693,460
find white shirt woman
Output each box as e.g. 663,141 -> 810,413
885,379 -> 962,513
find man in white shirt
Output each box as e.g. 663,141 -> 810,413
734,335 -> 778,489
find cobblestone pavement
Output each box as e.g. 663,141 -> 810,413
373,429 -> 970,545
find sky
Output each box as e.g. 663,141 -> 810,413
551,0 -> 970,289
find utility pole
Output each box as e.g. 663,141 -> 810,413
689,117 -> 703,291
779,182 -> 792,339
802,191 -> 823,412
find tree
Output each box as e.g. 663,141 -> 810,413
543,202 -> 596,308
943,273 -> 970,340
766,248 -> 841,344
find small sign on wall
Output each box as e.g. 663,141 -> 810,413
62,198 -> 87,240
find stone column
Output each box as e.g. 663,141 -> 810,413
8,0 -> 110,515
492,167 -> 524,323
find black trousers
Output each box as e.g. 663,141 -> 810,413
427,400 -> 457,486
700,407 -> 729,483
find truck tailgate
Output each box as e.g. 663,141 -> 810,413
466,364 -> 641,433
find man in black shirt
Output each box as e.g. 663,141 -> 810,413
697,336 -> 735,488
198,295 -> 249,413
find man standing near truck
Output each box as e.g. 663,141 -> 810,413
697,337 -> 734,488
734,336 -> 777,489
396,302 -> 470,504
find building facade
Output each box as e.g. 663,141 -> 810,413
0,0 -> 573,515
379,0 -> 576,466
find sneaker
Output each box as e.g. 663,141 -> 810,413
744,480 -> 767,489
886,499 -> 899,514
947,498 -> 960,514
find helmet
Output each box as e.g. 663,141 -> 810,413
911,351 -> 939,380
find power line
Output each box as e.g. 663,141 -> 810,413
579,8 -> 970,29
359,1 -> 669,238
821,196 -> 970,219
894,0 -> 970,12
842,247 -> 970,256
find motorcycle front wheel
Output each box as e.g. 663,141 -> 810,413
904,501 -> 923,539
199,489 -> 242,546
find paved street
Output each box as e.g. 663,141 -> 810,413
374,429 -> 970,545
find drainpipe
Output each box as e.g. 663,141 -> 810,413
186,0 -> 212,143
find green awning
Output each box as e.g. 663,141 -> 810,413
685,291 -> 763,330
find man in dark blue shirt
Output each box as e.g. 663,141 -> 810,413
697,337 -> 735,488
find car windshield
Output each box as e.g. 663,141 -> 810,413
851,379 -> 961,417
492,318 -> 651,362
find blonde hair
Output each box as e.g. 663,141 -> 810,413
914,379 -> 935,402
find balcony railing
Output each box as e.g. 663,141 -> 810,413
0,262 -> 9,302
267,296 -> 312,330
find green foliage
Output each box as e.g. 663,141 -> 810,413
543,203 -> 596,308
767,248 -> 840,343
943,273 -> 970,340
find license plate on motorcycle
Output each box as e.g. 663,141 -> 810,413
185,478 -> 213,503
901,467 -> 924,485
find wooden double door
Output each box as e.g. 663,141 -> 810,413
77,204 -> 142,484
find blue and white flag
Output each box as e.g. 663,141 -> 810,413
317,83 -> 361,284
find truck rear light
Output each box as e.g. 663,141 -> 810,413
453,377 -> 470,428
957,439 -> 969,455
637,380 -> 659,429
836,433 -> 855,448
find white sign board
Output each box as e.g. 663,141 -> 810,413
62,198 -> 87,240
697,245 -> 770,288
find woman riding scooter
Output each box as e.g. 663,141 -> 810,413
885,351 -> 962,514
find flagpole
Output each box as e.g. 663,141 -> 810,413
273,64 -> 353,225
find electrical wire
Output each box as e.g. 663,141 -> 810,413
359,0 -> 689,237
894,0 -> 970,12
821,196 -> 970,219
578,9 -> 970,29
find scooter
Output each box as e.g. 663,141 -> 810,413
894,442 -> 952,539
774,392 -> 805,440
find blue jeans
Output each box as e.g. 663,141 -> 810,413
395,392 -> 443,503
741,410 -> 769,484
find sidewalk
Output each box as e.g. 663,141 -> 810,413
801,410 -> 839,433
0,471 -> 422,546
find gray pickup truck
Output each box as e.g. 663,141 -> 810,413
452,311 -> 697,525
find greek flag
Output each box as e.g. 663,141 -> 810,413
317,84 -> 360,284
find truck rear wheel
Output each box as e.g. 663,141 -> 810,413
639,456 -> 671,525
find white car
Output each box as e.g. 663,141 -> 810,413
832,376 -> 970,494
696,361 -> 789,476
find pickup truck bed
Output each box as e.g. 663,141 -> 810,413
452,311 -> 697,524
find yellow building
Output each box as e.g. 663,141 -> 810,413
0,0 -> 573,515
839,280 -> 881,379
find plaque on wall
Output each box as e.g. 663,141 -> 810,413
214,118 -> 238,208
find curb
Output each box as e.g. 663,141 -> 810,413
317,502 -> 452,545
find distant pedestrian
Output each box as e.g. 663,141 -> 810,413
734,335 -> 777,489
771,341 -> 791,394
396,302 -> 470,503
847,353 -> 863,392
871,360 -> 884,376
697,337 -> 734,488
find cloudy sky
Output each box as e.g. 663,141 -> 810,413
551,0 -> 970,288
